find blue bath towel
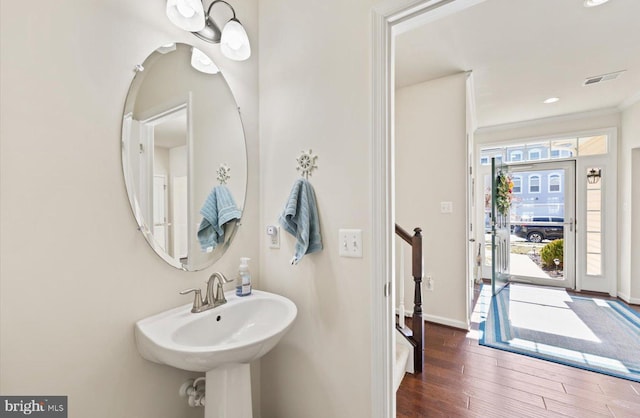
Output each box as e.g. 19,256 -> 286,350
197,185 -> 242,251
279,178 -> 322,264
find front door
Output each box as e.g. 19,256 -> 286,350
509,161 -> 576,289
491,157 -> 510,295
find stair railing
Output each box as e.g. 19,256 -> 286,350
395,224 -> 424,374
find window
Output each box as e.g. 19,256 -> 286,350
551,149 -> 571,158
586,167 -> 603,276
479,148 -> 503,166
551,138 -> 577,159
528,148 -> 541,160
578,135 -> 607,156
529,175 -> 540,193
512,176 -> 522,194
510,151 -> 523,162
549,174 -> 561,192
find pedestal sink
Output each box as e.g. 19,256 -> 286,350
134,290 -> 297,418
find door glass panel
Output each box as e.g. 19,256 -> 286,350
510,164 -> 573,285
483,174 -> 492,268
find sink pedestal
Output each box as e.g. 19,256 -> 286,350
205,363 -> 252,418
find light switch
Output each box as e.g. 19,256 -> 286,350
339,229 -> 363,258
440,201 -> 453,214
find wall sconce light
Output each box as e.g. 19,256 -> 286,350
166,0 -> 251,62
191,47 -> 220,74
587,168 -> 602,184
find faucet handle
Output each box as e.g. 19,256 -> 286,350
180,288 -> 204,313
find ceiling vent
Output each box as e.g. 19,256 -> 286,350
583,70 -> 626,86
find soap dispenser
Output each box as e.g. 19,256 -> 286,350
236,257 -> 252,296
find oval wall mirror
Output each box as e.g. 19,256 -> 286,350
122,43 -> 247,271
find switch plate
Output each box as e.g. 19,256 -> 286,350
440,201 -> 453,214
426,276 -> 434,291
339,229 -> 363,258
266,225 -> 280,249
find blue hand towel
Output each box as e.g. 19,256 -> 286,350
197,185 -> 242,251
279,178 -> 322,264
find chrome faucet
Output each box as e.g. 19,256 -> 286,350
180,272 -> 233,313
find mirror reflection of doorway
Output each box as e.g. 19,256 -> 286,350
140,105 -> 189,260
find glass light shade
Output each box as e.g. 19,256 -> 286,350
220,19 -> 251,61
190,47 -> 219,74
166,0 -> 206,32
584,0 -> 609,7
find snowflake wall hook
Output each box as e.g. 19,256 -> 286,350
217,163 -> 231,185
296,149 -> 318,179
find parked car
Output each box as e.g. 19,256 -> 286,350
512,217 -> 564,243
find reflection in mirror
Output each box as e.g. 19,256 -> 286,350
122,43 -> 247,271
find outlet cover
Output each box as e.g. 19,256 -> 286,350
440,201 -> 453,214
266,225 -> 280,249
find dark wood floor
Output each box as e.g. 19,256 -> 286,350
396,287 -> 640,418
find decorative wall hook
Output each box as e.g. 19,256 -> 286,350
217,163 -> 231,184
296,149 -> 318,179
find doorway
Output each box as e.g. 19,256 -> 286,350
373,1 -> 623,416
482,160 -> 577,289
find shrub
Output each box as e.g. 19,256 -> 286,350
540,239 -> 563,269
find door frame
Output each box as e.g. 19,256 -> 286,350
371,1 -> 486,416
372,1 -> 618,414
474,128 -> 617,295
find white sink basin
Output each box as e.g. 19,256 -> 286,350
135,290 -> 297,372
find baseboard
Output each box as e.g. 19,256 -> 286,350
617,292 -> 640,305
397,308 -> 469,330
422,313 -> 469,330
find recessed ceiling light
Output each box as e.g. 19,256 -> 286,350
543,97 -> 560,104
584,0 -> 610,7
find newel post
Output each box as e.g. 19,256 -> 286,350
411,227 -> 424,373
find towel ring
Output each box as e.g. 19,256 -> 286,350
217,163 -> 231,185
296,149 -> 318,179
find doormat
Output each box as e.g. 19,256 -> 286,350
478,284 -> 640,382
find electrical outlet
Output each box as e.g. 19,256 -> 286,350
426,276 -> 434,291
339,229 -> 363,258
266,225 -> 280,249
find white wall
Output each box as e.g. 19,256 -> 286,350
620,101 -> 640,303
258,0 -> 374,416
475,109 -> 621,145
0,0 -> 259,416
395,73 -> 469,329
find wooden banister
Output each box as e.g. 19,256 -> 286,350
395,224 -> 424,374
